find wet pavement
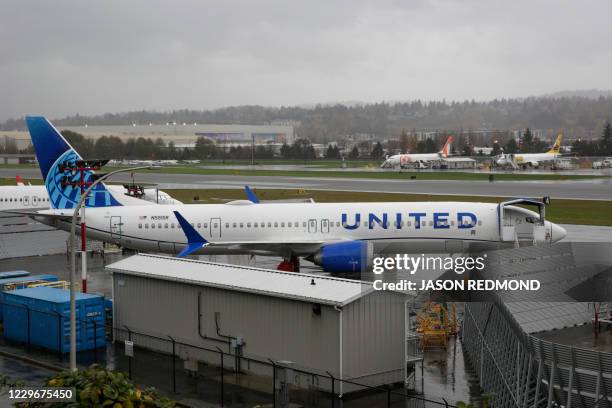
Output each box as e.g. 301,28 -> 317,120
420,335 -> 482,406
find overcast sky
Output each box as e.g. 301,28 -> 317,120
1,0 -> 611,121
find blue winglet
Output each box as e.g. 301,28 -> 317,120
245,185 -> 260,203
173,211 -> 208,257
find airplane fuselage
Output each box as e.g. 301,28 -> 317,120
40,201 -> 564,257
513,152 -> 560,166
0,185 -> 179,211
0,185 -> 51,211
382,153 -> 441,168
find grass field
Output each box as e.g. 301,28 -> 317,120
0,163 -> 605,181
166,188 -> 612,226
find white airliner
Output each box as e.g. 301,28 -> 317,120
24,117 -> 566,273
380,137 -> 453,169
0,181 -> 180,212
496,135 -> 563,169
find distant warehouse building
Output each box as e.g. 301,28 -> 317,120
107,254 -> 409,392
56,123 -> 295,146
440,157 -> 477,169
195,124 -> 295,145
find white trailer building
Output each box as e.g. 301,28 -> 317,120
107,254 -> 409,393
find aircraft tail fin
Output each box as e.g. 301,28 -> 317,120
439,136 -> 454,157
25,116 -> 122,209
245,185 -> 260,203
547,134 -> 562,154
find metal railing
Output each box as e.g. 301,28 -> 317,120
462,300 -> 612,408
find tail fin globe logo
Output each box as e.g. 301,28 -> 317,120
25,116 -> 121,209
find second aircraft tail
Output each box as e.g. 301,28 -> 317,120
25,116 -> 123,209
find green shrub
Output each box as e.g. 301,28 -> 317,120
18,364 -> 175,408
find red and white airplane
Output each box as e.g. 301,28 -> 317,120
381,136 -> 453,169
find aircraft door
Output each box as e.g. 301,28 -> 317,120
110,216 -> 122,239
210,218 -> 221,239
308,219 -> 317,233
23,196 -> 29,206
32,196 -> 38,206
321,219 -> 330,234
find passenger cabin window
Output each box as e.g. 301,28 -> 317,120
138,223 -> 142,229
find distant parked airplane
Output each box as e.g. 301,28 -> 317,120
381,137 -> 453,169
496,134 -> 563,169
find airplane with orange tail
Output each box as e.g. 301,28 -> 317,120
381,136 -> 453,169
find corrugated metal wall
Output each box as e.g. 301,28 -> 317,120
113,272 -> 407,387
342,291 -> 406,387
113,273 -> 340,375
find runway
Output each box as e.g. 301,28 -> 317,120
2,168 -> 612,200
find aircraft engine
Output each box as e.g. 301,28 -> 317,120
307,240 -> 372,274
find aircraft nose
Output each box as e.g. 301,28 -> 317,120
551,223 -> 567,242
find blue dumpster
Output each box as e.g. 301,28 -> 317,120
0,274 -> 58,321
2,287 -> 106,353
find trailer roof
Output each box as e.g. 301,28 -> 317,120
107,254 -> 390,306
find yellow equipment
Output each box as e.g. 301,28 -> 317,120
416,302 -> 458,350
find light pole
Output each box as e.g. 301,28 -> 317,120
69,165 -> 155,371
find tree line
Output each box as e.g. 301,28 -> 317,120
571,122 -> 612,156
2,123 -> 610,160
2,95 -> 612,143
